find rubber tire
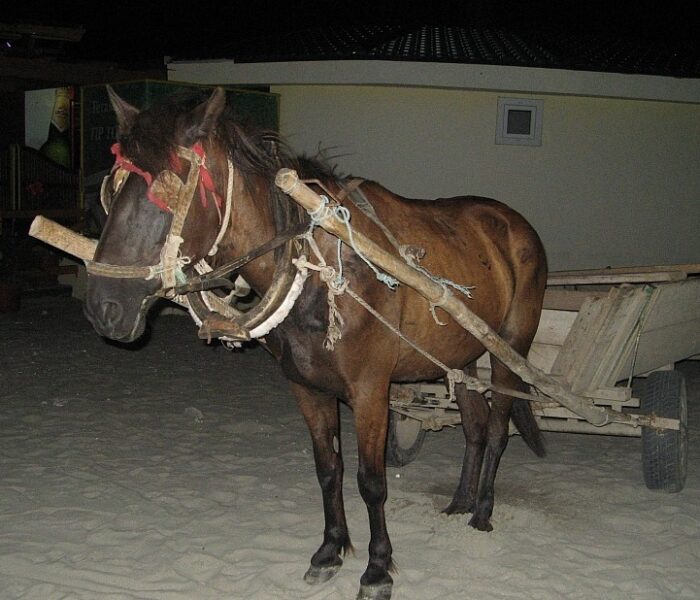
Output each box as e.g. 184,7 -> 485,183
641,370 -> 688,493
385,411 -> 426,467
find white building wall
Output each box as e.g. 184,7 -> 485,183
274,85 -> 700,270
168,61 -> 699,270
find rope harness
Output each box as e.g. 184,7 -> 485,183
292,184 -> 480,402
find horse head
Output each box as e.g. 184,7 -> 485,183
84,87 -> 228,342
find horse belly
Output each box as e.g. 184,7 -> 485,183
391,317 -> 488,382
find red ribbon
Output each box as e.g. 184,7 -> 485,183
110,143 -> 171,212
110,142 -> 221,213
192,142 -> 223,209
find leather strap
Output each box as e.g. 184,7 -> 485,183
169,222 -> 309,295
336,178 -> 364,202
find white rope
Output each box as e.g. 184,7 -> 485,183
334,206 -> 399,289
309,194 -> 333,223
248,263 -> 309,339
208,158 -> 235,257
306,195 -> 399,289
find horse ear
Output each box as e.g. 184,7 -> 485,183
186,87 -> 227,141
106,86 -> 139,136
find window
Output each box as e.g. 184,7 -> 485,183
496,97 -> 544,146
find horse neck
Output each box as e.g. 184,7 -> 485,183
219,170 -> 279,295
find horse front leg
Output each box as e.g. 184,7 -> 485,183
290,382 -> 353,584
352,387 -> 394,600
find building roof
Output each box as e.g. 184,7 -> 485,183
226,23 -> 700,79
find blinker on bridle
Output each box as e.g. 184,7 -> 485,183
88,141 -> 233,297
100,141 -> 223,214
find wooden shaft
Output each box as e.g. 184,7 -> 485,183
29,215 -> 98,262
275,168 -> 611,426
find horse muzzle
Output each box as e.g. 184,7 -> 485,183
84,285 -> 153,343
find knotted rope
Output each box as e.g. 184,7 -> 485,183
344,185 -> 474,324
299,229 -> 347,350
309,195 -> 399,290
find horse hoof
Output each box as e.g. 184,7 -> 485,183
468,513 -> 493,532
304,563 -> 341,585
357,582 -> 393,600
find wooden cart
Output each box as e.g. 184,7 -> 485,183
387,265 -> 699,493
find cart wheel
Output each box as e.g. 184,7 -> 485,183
385,411 -> 426,467
641,370 -> 688,493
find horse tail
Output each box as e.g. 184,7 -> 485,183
510,397 -> 546,457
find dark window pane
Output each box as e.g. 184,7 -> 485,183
506,109 -> 532,135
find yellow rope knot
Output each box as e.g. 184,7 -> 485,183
429,284 -> 452,326
324,283 -> 345,351
320,267 -> 348,296
446,369 -> 467,402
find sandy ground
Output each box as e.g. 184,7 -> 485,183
1,295 -> 699,600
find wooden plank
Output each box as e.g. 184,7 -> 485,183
617,318 -> 700,378
589,387 -> 634,404
543,288 -> 604,311
550,285 -> 653,392
551,291 -> 615,386
532,416 -> 641,437
636,279 -> 700,332
549,263 -> 700,279
527,343 -> 560,374
29,215 -> 97,262
579,286 -> 652,391
607,279 -> 700,382
547,271 -> 686,286
534,309 -> 578,346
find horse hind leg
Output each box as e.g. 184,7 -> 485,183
444,361 -> 489,515
469,327 -> 545,532
290,382 -> 353,584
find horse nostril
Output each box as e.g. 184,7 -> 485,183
100,299 -> 124,326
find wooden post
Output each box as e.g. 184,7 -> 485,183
29,215 -> 98,262
275,168 -> 612,426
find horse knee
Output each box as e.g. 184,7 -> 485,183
316,458 -> 342,493
317,470 -> 337,493
357,467 -> 386,506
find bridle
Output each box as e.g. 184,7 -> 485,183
88,137 -> 308,344
88,142 -> 233,297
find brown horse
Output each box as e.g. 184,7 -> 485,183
84,87 -> 547,600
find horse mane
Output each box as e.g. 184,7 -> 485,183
118,91 -> 344,190
216,108 -> 345,190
